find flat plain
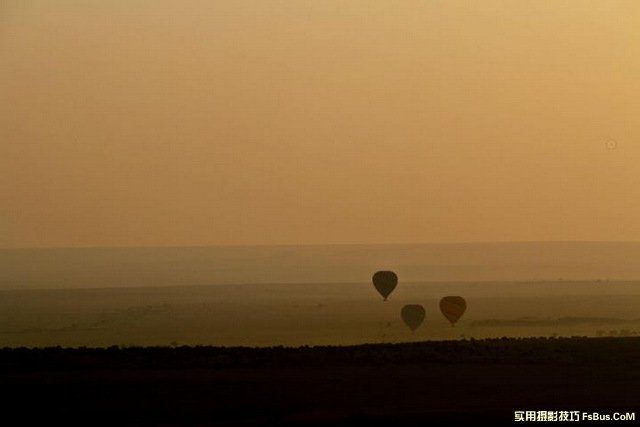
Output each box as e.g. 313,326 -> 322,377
2,280 -> 640,347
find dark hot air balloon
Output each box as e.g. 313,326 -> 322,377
439,296 -> 466,326
401,304 -> 425,332
372,271 -> 398,301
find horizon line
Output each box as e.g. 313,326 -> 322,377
4,240 -> 640,250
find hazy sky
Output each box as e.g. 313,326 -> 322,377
1,1 -> 639,247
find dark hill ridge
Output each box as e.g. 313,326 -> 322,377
2,338 -> 639,426
2,337 -> 640,370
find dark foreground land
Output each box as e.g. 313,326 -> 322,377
2,338 -> 639,426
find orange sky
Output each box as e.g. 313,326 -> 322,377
1,1 -> 639,247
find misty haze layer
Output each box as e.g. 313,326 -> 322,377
3,242 -> 640,289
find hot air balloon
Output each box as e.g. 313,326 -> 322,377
401,304 -> 425,332
439,296 -> 466,326
372,271 -> 397,301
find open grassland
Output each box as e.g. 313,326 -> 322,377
2,281 -> 640,347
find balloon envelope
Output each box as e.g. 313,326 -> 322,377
401,304 -> 425,331
439,296 -> 467,325
372,271 -> 398,301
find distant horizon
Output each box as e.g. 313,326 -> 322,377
5,239 -> 640,251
